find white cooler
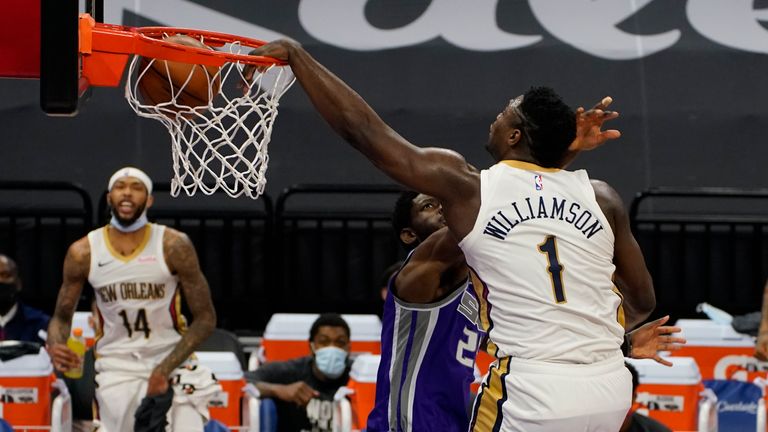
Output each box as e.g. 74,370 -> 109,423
627,356 -> 708,432
671,318 -> 761,380
261,313 -> 382,361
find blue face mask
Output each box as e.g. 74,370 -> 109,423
313,346 -> 348,379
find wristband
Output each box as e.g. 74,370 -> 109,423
620,333 -> 632,357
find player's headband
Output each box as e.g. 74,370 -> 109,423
108,167 -> 153,195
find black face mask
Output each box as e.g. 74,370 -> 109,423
0,283 -> 18,312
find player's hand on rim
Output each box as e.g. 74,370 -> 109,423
241,39 -> 299,91
47,343 -> 81,373
570,96 -> 621,152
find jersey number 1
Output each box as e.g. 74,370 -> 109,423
119,309 -> 151,338
538,235 -> 566,303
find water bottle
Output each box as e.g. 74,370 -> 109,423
696,302 -> 733,325
64,327 -> 86,379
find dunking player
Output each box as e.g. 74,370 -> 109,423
368,102 -> 618,431
248,40 -> 664,431
47,167 -> 219,431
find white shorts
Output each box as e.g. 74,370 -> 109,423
470,354 -> 631,432
94,357 -> 221,432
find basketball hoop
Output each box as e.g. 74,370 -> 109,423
79,14 -> 295,199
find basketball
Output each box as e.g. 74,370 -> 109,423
136,35 -> 221,113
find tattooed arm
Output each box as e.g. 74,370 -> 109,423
148,228 -> 216,396
47,237 -> 90,372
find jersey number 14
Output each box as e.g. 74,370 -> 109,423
119,308 -> 152,338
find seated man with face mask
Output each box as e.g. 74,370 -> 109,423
246,313 -> 352,432
0,254 -> 50,343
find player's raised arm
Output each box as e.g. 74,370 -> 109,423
592,180 -> 655,330
47,237 -> 90,372
246,39 -> 477,206
149,229 -> 216,395
395,227 -> 466,303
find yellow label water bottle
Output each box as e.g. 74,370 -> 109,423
64,327 -> 86,379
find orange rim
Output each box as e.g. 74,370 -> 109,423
79,13 -> 285,88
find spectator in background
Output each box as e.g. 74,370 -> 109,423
0,254 -> 50,342
246,313 -> 352,432
621,362 -> 672,432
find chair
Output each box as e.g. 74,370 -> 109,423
197,328 -> 247,371
0,342 -> 72,432
704,379 -> 766,432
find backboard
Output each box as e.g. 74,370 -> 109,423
0,0 -> 103,116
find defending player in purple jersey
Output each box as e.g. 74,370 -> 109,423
367,192 -> 481,432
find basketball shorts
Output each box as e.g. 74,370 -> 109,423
94,357 -> 222,432
470,353 -> 631,432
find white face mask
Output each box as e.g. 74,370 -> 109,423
313,346 -> 348,379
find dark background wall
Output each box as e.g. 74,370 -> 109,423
1,1 -> 767,331
3,1 -> 766,203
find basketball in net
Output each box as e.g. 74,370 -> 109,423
124,30 -> 295,199
136,35 -> 221,115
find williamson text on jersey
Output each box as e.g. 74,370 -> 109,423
482,195 -> 604,241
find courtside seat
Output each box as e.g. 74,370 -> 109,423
195,351 -> 248,429
342,353 -> 380,431
261,314 -> 382,362
195,350 -> 280,432
198,328 -> 248,371
703,379 -> 765,432
626,356 -> 712,432
0,341 -> 72,432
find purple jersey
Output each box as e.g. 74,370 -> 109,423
367,270 -> 483,432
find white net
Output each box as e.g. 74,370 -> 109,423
125,39 -> 295,199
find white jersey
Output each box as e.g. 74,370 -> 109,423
88,224 -> 185,369
459,161 -> 623,364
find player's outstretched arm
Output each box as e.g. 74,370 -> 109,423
395,227 -> 466,303
755,279 -> 768,360
592,180 -> 655,330
150,229 -> 216,395
47,237 -> 89,372
628,315 -> 686,367
246,39 -> 477,206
